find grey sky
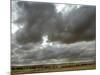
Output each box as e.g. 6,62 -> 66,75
11,1 -> 96,66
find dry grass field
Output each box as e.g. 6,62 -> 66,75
11,61 -> 96,75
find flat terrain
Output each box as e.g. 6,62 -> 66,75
11,61 -> 96,75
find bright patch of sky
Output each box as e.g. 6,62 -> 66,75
12,23 -> 19,34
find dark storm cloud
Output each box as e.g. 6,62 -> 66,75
64,6 -> 96,33
14,1 -> 57,44
48,5 -> 96,43
13,1 -> 96,44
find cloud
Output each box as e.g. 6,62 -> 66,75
11,1 -> 96,65
48,5 -> 96,43
12,1 -> 96,44
13,1 -> 57,44
11,41 -> 96,65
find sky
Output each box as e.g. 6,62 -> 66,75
11,1 -> 96,66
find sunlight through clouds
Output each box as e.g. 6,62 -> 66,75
12,23 -> 19,34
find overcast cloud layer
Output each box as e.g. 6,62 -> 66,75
11,1 -> 96,66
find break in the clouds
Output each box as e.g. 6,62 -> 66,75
11,1 -> 96,66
